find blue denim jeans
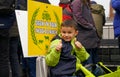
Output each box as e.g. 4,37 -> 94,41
22,57 -> 36,77
9,37 -> 21,77
84,48 -> 99,65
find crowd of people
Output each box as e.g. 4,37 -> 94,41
0,0 -> 120,77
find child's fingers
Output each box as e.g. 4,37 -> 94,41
59,39 -> 62,47
56,39 -> 62,51
74,38 -> 82,48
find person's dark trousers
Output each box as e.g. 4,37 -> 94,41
21,57 -> 36,77
28,57 -> 36,77
83,48 -> 99,65
0,29 -> 10,77
118,36 -> 120,51
9,37 -> 21,77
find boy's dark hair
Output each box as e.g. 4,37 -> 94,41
61,19 -> 78,30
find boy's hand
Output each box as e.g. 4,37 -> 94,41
56,40 -> 62,52
74,38 -> 82,49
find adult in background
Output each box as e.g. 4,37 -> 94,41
0,4 -> 15,77
64,0 -> 100,65
17,0 -> 37,77
8,0 -> 23,77
111,0 -> 120,51
9,19 -> 21,77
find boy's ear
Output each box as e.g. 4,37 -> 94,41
75,30 -> 78,36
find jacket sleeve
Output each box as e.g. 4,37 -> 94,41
45,40 -> 61,66
75,46 -> 90,62
111,0 -> 120,11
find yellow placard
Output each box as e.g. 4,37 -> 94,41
28,0 -> 62,56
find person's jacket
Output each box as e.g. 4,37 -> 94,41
111,0 -> 120,37
45,36 -> 90,76
64,0 -> 100,48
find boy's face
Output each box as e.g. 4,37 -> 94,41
60,26 -> 78,41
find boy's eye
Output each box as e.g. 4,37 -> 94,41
62,31 -> 66,33
62,31 -> 72,34
68,32 -> 72,34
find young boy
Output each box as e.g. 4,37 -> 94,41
45,19 -> 90,77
